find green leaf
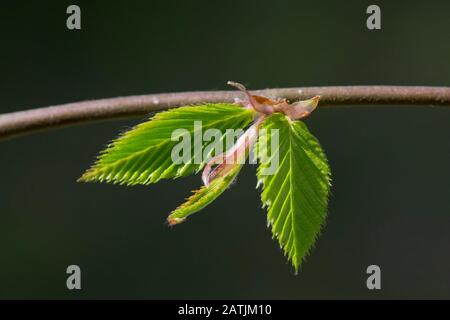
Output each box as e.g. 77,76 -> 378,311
256,113 -> 331,272
168,164 -> 242,225
79,104 -> 254,185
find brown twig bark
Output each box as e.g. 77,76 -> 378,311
1,85 -> 449,140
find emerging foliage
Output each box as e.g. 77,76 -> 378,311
79,82 -> 332,273
256,113 -> 331,272
167,164 -> 242,225
79,104 -> 254,185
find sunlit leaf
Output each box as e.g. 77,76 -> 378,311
256,113 -> 331,272
79,104 -> 254,185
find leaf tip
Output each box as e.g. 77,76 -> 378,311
167,215 -> 186,226
292,257 -> 302,275
77,169 -> 97,183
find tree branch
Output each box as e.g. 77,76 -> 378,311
1,85 -> 449,140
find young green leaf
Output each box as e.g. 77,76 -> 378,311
79,104 -> 254,185
168,164 -> 242,225
256,113 -> 331,272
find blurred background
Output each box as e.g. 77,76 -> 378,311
0,0 -> 449,299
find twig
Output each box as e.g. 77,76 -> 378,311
1,85 -> 449,140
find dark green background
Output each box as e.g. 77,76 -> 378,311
0,0 -> 449,299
